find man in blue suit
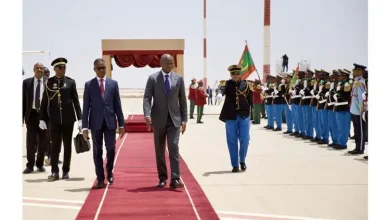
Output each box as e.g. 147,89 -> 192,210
82,58 -> 125,189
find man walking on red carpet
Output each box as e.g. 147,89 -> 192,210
82,58 -> 125,189
143,54 -> 188,189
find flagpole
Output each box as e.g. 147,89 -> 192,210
244,40 -> 261,80
203,0 -> 208,89
263,0 -> 271,83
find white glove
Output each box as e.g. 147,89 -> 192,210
333,94 -> 338,101
310,90 -> 315,96
78,120 -> 82,129
289,89 -> 294,94
274,89 -> 279,95
315,94 -> 320,99
325,92 -> 330,97
303,80 -> 307,88
336,86 -> 341,91
362,92 -> 367,101
288,105 -> 292,111
313,83 -> 317,90
299,90 -> 305,96
362,111 -> 367,122
330,83 -> 334,90
281,79 -> 286,85
319,86 -> 323,92
39,120 -> 47,130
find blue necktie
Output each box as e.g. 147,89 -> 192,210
165,74 -> 171,95
35,79 -> 41,110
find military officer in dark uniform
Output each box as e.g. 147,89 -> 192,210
39,58 -> 82,181
219,65 -> 253,172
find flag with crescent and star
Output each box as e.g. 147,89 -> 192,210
238,45 -> 256,80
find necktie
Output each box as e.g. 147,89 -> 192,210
35,79 -> 41,109
100,78 -> 105,96
165,74 -> 171,95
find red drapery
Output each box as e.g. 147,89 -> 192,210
113,54 -> 177,68
102,50 -> 183,68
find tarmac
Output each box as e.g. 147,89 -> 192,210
22,97 -> 368,220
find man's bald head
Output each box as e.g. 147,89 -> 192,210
160,54 -> 174,73
33,62 -> 44,79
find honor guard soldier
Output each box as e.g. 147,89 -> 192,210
332,69 -> 352,150
272,74 -> 285,131
362,70 -> 368,160
195,80 -> 207,123
188,78 -> 197,119
325,70 -> 339,147
264,75 -> 276,129
349,63 -> 367,155
310,69 -> 321,142
252,79 -> 262,124
219,65 -> 253,172
283,72 -> 294,134
293,71 -> 306,138
299,69 -> 314,140
39,57 -> 82,181
315,70 -> 330,145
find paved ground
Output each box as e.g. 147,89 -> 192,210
22,98 -> 368,220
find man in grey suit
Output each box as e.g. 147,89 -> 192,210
143,54 -> 188,189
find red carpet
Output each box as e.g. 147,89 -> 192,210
124,115 -> 153,133
76,116 -> 219,220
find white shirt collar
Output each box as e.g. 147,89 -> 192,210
34,76 -> 43,82
97,76 -> 106,81
161,71 -> 171,77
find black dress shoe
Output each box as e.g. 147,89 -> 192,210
157,180 -> 166,188
95,181 -> 104,189
317,140 -> 328,145
350,150 -> 364,155
333,145 -> 347,150
169,179 -> 184,189
62,172 -> 69,179
364,156 -> 368,160
232,167 -> 239,172
107,176 -> 114,184
23,167 -> 34,174
263,125 -> 269,129
284,131 -> 293,134
290,132 -> 299,136
37,167 -> 46,172
48,173 -> 59,181
197,121 -> 204,124
273,128 -> 282,131
328,143 -> 336,147
240,162 -> 247,171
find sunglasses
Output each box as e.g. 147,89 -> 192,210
57,64 -> 66,70
231,71 -> 241,75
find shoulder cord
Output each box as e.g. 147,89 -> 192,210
235,82 -> 249,110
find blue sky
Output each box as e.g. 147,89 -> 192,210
23,0 -> 367,88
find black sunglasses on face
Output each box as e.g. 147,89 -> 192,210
57,64 -> 66,70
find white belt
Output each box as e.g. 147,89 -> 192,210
302,96 -> 312,99
335,102 -> 348,106
327,102 -> 334,106
319,100 -> 326,104
266,95 -> 273,98
292,95 -> 300,99
273,95 -> 285,98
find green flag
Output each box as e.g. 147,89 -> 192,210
239,45 -> 256,80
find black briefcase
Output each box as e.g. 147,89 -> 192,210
73,130 -> 91,154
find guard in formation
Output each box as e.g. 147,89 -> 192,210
39,57 -> 82,181
261,63 -> 367,157
195,80 -> 207,123
188,78 -> 197,119
219,65 -> 253,172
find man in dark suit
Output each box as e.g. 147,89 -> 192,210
39,57 -> 82,181
206,86 -> 213,105
143,54 -> 188,189
82,58 -> 125,188
22,62 -> 47,174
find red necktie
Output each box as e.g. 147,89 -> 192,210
100,78 -> 105,95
